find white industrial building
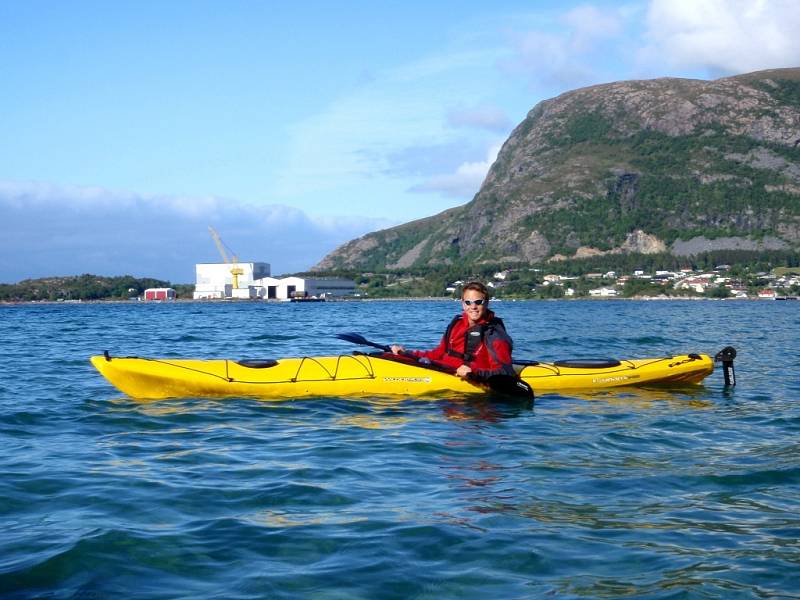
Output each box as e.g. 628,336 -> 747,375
193,262 -> 271,300
251,276 -> 356,300
193,262 -> 355,300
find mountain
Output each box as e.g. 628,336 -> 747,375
314,68 -> 800,272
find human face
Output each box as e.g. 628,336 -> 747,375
462,289 -> 488,325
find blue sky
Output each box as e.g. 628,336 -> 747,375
2,0 -> 799,282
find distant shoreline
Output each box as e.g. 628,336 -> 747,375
0,295 -> 789,306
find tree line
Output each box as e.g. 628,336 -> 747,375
0,275 -> 192,302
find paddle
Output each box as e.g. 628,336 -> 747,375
336,332 -> 534,399
336,332 -> 392,353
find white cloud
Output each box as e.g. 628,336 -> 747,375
500,4 -> 635,89
410,144 -> 501,199
0,181 -> 394,283
446,106 -> 511,132
271,45 -> 508,219
0,180 -> 138,209
384,140 -> 490,179
494,0 -> 800,99
561,4 -> 625,49
640,0 -> 800,75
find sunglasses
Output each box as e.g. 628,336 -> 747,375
462,298 -> 485,306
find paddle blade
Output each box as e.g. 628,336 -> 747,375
336,332 -> 369,345
485,375 -> 535,399
336,332 -> 391,352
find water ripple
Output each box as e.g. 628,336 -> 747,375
1,300 -> 799,598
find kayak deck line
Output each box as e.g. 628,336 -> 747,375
514,353 -> 714,390
91,352 -> 487,400
91,349 -> 725,401
99,352 -> 381,385
520,355 -> 683,378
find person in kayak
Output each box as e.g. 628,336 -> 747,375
390,281 -> 515,380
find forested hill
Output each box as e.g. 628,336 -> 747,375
0,275 -> 191,302
314,67 -> 800,273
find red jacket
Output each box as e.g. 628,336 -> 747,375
410,310 -> 514,379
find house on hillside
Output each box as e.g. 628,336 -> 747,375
589,287 -> 619,297
675,274 -> 715,294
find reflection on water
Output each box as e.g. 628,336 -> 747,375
246,509 -> 368,529
543,384 -> 716,410
334,414 -> 411,430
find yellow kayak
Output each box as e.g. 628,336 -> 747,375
90,350 -> 716,400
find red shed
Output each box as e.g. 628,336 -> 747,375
144,288 -> 176,301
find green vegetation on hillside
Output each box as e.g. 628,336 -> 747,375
0,275 -> 192,302
518,127 -> 800,255
533,249 -> 799,277
549,110 -> 613,146
753,77 -> 800,105
308,249 -> 799,299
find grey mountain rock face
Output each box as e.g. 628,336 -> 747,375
315,68 -> 800,272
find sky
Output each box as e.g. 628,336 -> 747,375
2,0 -> 800,283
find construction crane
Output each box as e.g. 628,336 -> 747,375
208,226 -> 244,290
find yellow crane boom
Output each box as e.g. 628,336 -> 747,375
208,226 -> 244,289
208,226 -> 230,264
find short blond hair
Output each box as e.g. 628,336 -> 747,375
461,281 -> 489,299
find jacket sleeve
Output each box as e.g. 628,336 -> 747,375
473,337 -> 515,379
409,335 -> 447,361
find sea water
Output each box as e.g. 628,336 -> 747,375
1,299 -> 798,599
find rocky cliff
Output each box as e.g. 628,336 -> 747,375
315,68 -> 800,272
